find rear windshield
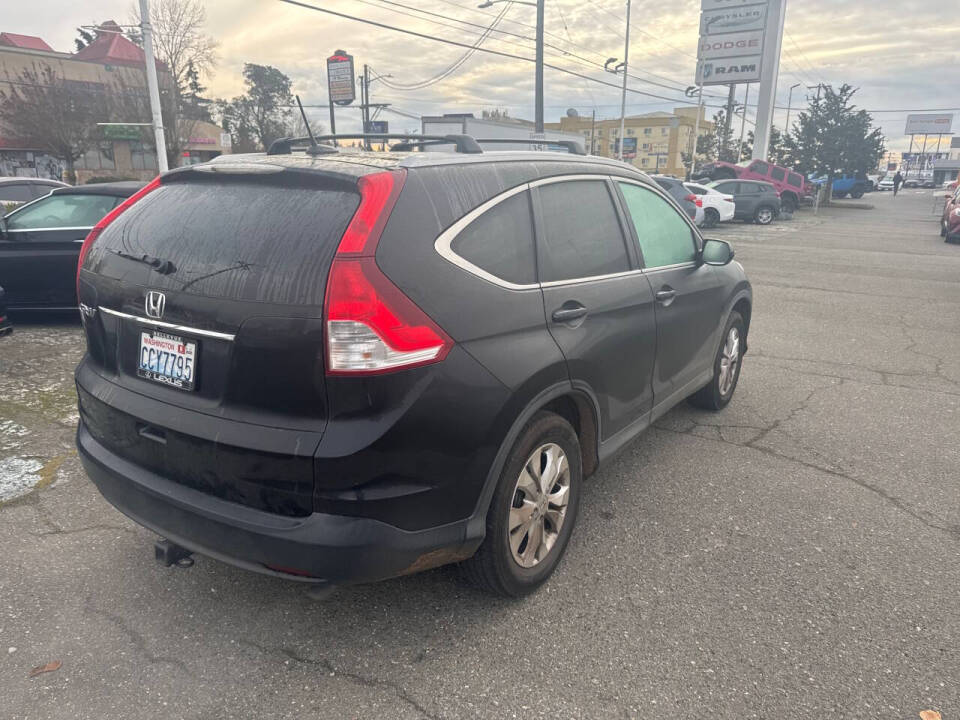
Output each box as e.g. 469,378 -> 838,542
86,175 -> 360,305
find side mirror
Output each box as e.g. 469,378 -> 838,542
701,238 -> 735,266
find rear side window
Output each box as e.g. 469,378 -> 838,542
618,182 -> 697,268
751,161 -> 770,175
713,182 -> 736,195
738,183 -> 760,195
788,173 -> 803,187
87,177 -> 360,305
770,167 -> 786,182
7,193 -> 118,230
687,185 -> 707,195
536,180 -> 630,282
450,190 -> 536,285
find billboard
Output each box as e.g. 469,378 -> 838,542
904,114 -> 954,136
615,137 -> 638,159
697,0 -> 768,86
326,51 -> 356,106
697,56 -> 762,84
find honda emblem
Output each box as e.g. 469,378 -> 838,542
145,291 -> 166,320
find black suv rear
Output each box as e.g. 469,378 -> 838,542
76,140 -> 752,596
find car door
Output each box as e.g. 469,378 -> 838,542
615,180 -> 726,417
712,181 -> 740,216
735,182 -> 762,217
532,176 -> 657,441
1,192 -> 118,308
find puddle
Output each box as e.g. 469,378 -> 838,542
0,457 -> 44,503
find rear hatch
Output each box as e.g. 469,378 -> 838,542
77,164 -> 362,516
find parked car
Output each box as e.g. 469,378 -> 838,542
942,185 -> 960,243
706,179 -> 782,225
877,176 -> 896,191
0,176 -> 69,211
75,139 -> 752,597
903,177 -> 921,189
649,174 -> 704,225
827,174 -> 872,199
695,158 -> 812,213
0,181 -> 145,310
0,286 -> 11,336
684,181 -> 735,228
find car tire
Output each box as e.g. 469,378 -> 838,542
703,208 -> 720,228
850,187 -> 865,199
754,206 -> 775,225
941,220 -> 947,237
689,311 -> 745,412
834,191 -> 848,199
460,411 -> 582,597
781,195 -> 798,213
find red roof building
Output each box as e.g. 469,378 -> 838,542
0,32 -> 54,52
73,21 -> 165,71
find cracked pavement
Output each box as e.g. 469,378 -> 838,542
1,190 -> 958,719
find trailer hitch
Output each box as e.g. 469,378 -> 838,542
155,538 -> 194,568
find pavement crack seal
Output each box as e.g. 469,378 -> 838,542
237,639 -> 443,720
85,604 -> 188,673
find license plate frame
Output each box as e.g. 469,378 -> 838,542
137,329 -> 197,391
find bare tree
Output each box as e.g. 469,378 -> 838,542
0,65 -> 110,183
130,0 -> 218,165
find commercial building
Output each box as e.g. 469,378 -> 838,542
0,24 -> 230,183
421,113 -> 584,152
545,107 -> 713,177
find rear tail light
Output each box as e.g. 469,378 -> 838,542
684,193 -> 703,208
324,170 -> 453,375
77,175 -> 162,292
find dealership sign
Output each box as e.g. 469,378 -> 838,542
697,0 -> 768,86
326,50 -> 356,106
697,55 -> 762,84
904,113 -> 954,136
699,29 -> 763,59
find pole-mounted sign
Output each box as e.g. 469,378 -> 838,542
326,51 -> 356,106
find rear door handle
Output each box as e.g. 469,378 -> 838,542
655,289 -> 677,304
551,306 -> 588,323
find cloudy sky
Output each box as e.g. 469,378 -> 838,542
4,0 -> 958,151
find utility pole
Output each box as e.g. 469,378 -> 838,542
590,109 -> 596,155
737,84 -> 750,162
138,0 -> 168,172
361,64 -> 370,148
535,0 -> 544,134
724,84 -> 736,160
685,80 -> 704,178
751,0 -> 786,160
617,0 -> 631,161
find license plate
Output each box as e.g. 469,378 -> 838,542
137,330 -> 197,391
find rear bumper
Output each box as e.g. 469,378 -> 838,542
77,421 -> 473,584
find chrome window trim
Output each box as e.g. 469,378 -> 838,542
434,182 -> 539,291
435,173 -> 654,290
99,306 -> 236,341
5,226 -> 94,233
643,261 -> 698,274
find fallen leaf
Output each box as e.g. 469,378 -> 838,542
919,711 -> 941,720
28,660 -> 62,678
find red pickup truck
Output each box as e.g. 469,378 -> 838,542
695,159 -> 814,213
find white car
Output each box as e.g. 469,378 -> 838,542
877,176 -> 895,191
684,182 -> 735,228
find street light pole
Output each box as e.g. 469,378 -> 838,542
617,0 -> 631,161
479,0 -> 544,134
139,0 -> 168,172
785,82 -> 800,134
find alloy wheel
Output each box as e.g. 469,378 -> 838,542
718,327 -> 740,396
508,443 -> 571,568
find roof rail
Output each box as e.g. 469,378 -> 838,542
472,138 -> 587,156
266,133 -> 483,155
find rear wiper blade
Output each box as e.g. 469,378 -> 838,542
108,249 -> 177,275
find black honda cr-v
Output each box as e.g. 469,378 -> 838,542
75,135 -> 752,596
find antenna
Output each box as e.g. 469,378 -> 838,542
295,95 -> 323,156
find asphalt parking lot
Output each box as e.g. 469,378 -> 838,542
1,189 -> 958,720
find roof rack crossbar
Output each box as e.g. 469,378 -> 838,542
472,138 -> 587,155
267,133 -> 483,155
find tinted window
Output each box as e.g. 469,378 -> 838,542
0,184 -> 35,203
751,161 -> 770,175
738,183 -> 761,195
87,177 -> 360,305
788,173 -> 803,187
770,167 -> 786,182
713,182 -> 737,195
654,179 -> 673,192
451,190 -> 536,285
686,185 -> 707,195
537,181 -> 630,282
760,183 -> 777,193
618,182 -> 697,269
6,193 -> 118,230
